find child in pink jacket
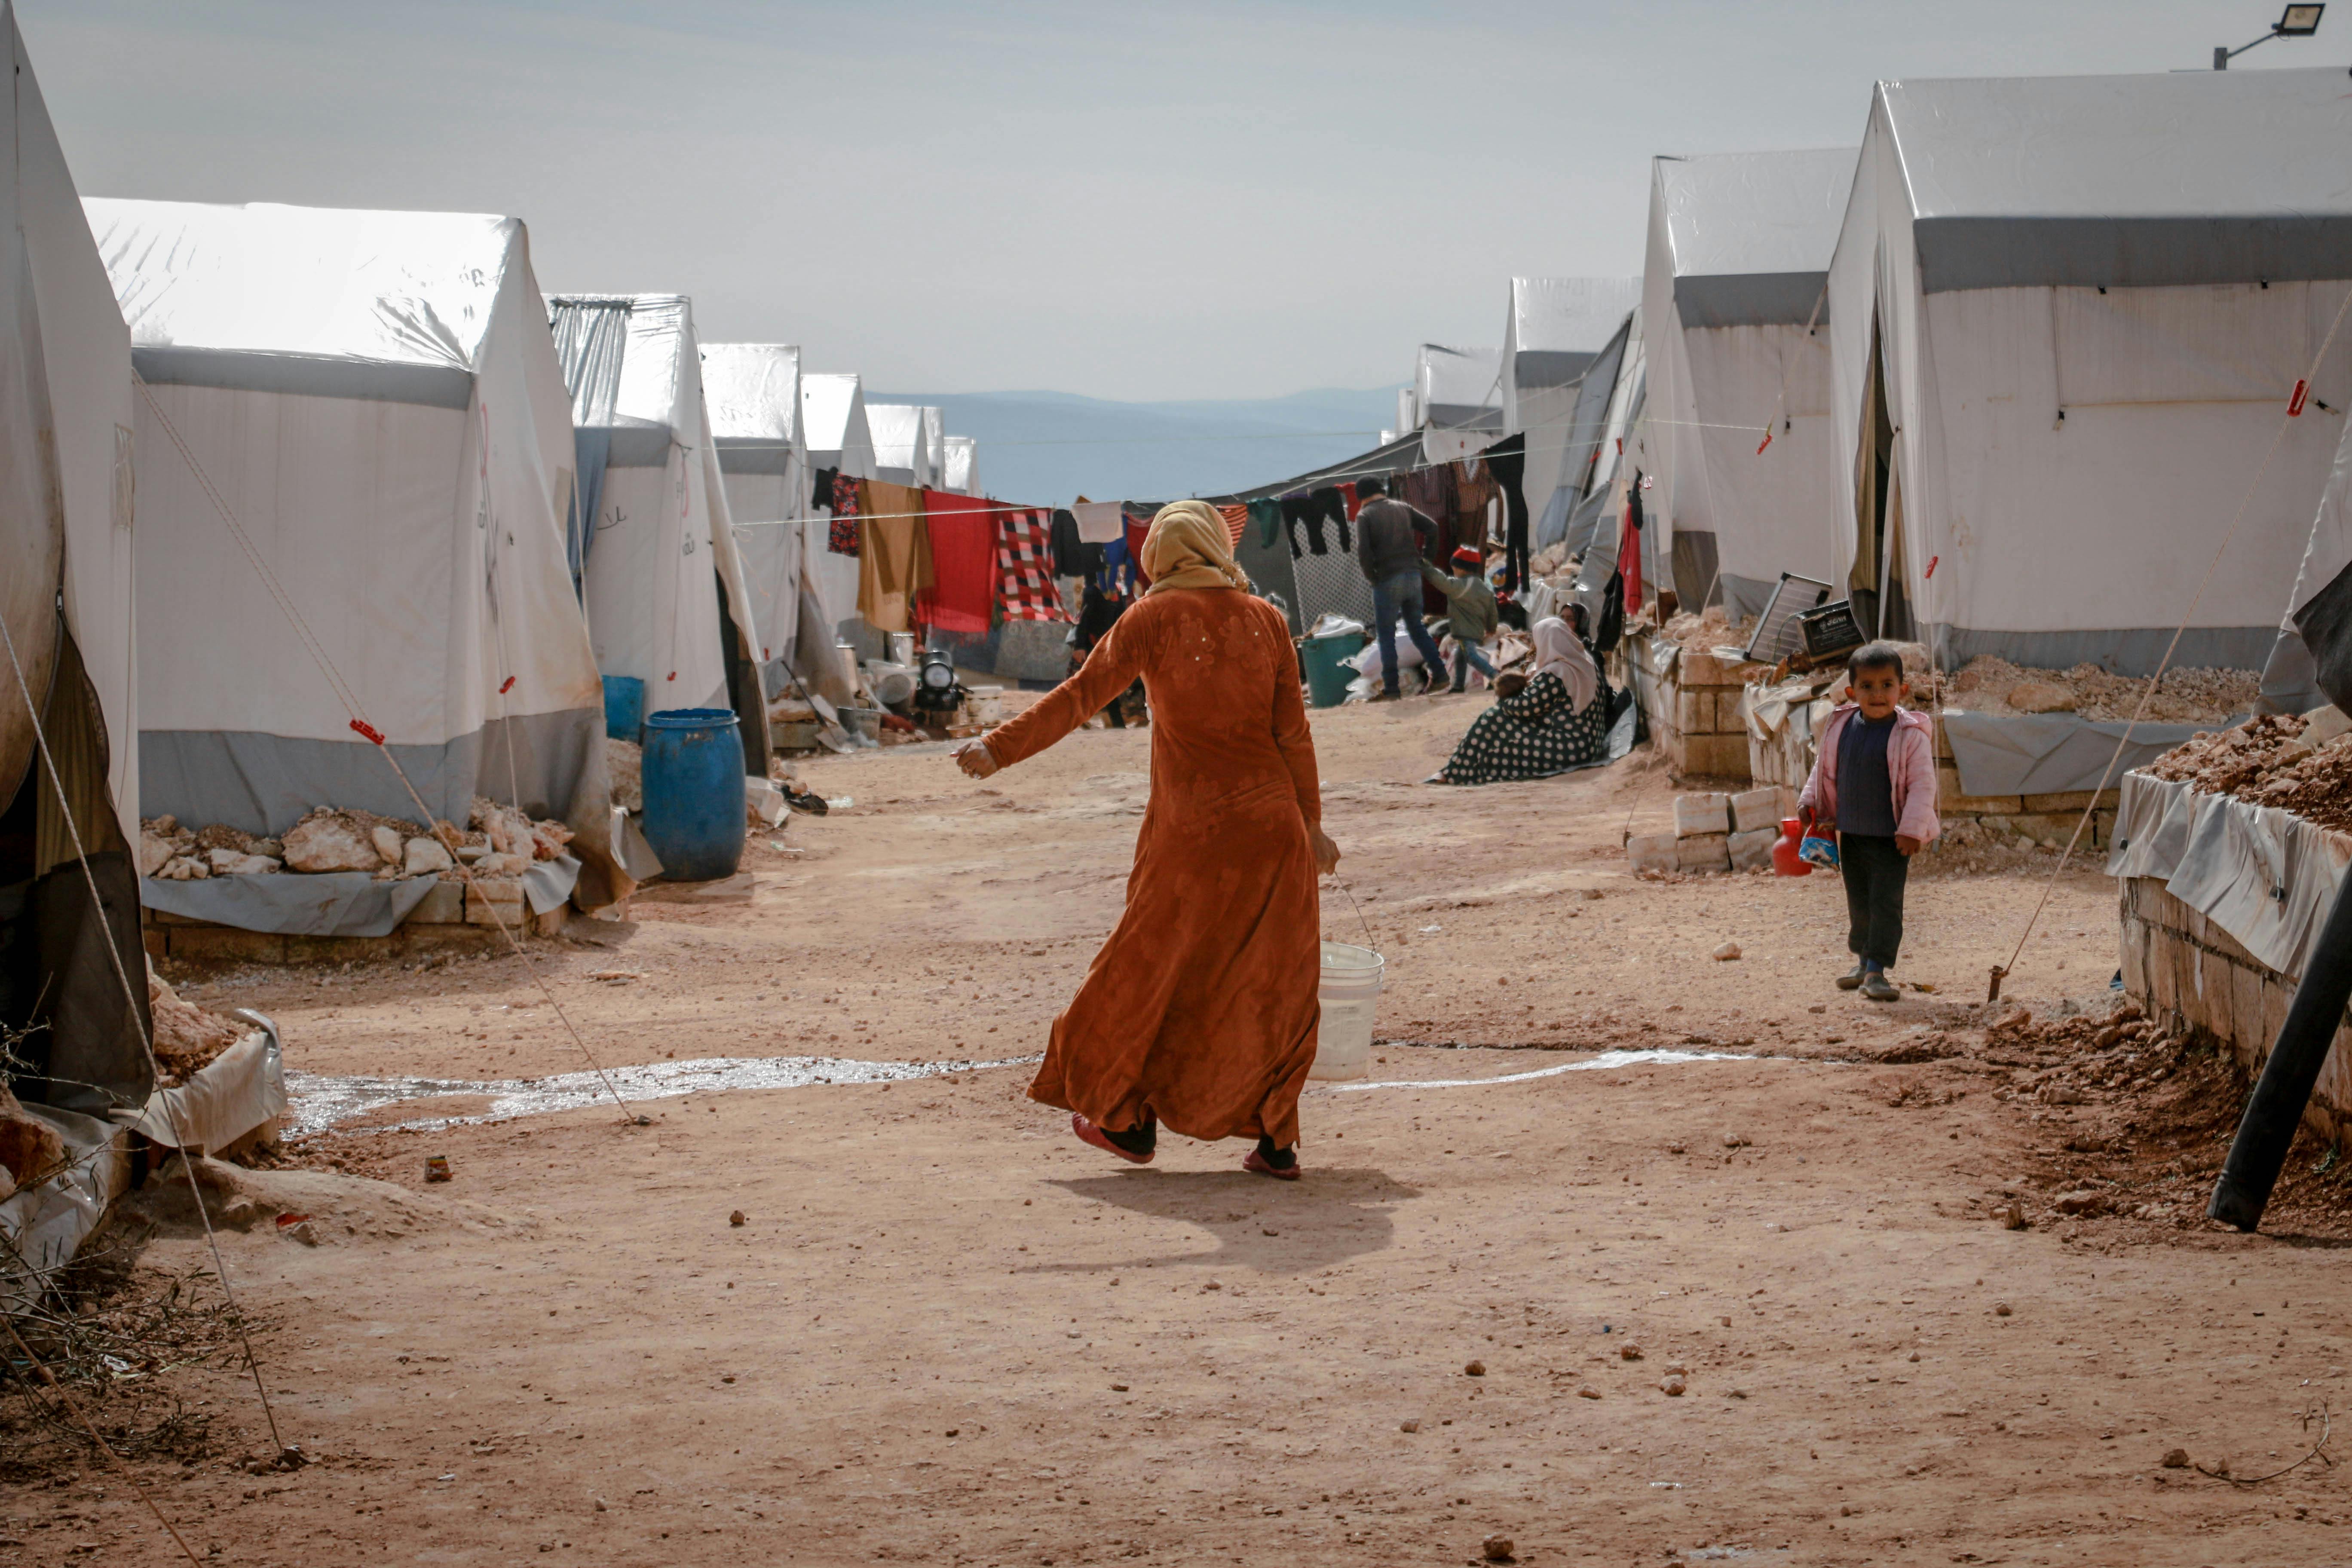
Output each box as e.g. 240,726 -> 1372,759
1796,643 -> 1940,1001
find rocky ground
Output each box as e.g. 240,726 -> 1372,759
10,694 -> 2350,1566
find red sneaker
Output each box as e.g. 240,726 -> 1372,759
1072,1113 -> 1153,1165
1243,1149 -> 1301,1181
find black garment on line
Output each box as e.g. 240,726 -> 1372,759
1839,833 -> 1910,968
1049,508 -> 1097,579
1308,487 -> 1353,553
811,466 -> 839,512
1483,432 -> 1530,594
1281,494 -> 1322,557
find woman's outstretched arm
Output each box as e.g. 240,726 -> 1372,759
974,612 -> 1149,771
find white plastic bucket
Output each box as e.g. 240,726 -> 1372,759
1311,941 -> 1384,1081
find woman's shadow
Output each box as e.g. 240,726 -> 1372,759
1034,1165 -> 1420,1277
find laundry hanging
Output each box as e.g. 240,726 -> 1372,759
858,479 -> 932,631
1072,499 -> 1124,544
997,507 -> 1066,622
918,489 -> 997,634
828,471 -> 863,555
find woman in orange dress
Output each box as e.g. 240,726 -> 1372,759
956,501 -> 1339,1178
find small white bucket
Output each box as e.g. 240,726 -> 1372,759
1311,940 -> 1384,1081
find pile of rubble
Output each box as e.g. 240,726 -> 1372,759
147,969 -> 249,1087
2140,709 -> 2352,831
1943,655 -> 2259,723
138,799 -> 571,883
1658,603 -> 1749,652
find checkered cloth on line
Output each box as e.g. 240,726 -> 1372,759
996,507 -> 1067,622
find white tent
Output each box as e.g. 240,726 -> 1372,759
702,342 -> 805,698
1828,69 -> 2352,676
1503,277 -> 1643,553
1415,344 -> 1504,432
799,373 -> 876,643
943,434 -> 979,496
0,0 -> 149,1119
95,202 -> 626,922
1635,147 -> 1853,617
548,295 -> 769,768
868,401 -> 943,488
2266,383 -> 2352,714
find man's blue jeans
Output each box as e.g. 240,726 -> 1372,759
1371,570 -> 1449,694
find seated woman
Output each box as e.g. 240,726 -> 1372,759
1430,614 -> 1614,785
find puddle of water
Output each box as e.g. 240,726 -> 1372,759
1325,1048 -> 1758,1093
287,1053 -> 1039,1137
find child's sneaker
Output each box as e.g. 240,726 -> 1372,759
1861,969 -> 1899,1002
1836,962 -> 1867,991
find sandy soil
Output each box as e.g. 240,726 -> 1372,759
16,694 -> 2352,1566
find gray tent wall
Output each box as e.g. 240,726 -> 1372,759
0,3 -> 149,1122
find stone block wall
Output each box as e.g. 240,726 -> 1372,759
2119,876 -> 2352,1145
1623,633 -> 1764,781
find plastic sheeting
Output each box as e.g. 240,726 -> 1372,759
802,372 -> 876,480
942,435 -> 978,496
868,402 -> 941,488
1943,711 -> 2213,797
704,343 -> 807,692
1828,71 -> 2352,677
129,1012 -> 284,1152
2109,770 -> 2351,984
1416,344 -> 1504,431
0,1103 -> 129,1306
2263,371 -> 2352,714
1503,276 -> 1642,413
1641,150 -> 1849,612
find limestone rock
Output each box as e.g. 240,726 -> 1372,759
0,1083 -> 67,1194
370,825 -> 404,865
137,832 -> 176,877
1674,792 -> 1730,837
2006,680 -> 2077,714
282,812 -> 381,873
403,836 -> 454,876
1727,826 -> 1779,872
159,855 -> 210,880
1712,941 -> 1743,962
1675,833 -> 1731,873
473,851 -> 530,879
1625,831 -> 1678,874
206,848 -> 281,876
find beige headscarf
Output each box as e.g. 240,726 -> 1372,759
1533,615 -> 1600,713
1141,500 -> 1250,594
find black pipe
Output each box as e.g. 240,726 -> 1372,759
2209,873 -> 2352,1231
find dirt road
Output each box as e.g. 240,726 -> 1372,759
18,695 -> 2349,1565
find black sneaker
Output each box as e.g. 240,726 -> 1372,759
1836,963 -> 1867,991
1861,970 -> 1899,1002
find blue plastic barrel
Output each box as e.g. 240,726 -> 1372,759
640,708 -> 745,882
603,676 -> 646,741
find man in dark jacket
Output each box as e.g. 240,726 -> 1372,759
1353,476 -> 1449,698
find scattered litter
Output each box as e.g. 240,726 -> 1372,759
424,1155 -> 451,1183
586,970 -> 645,983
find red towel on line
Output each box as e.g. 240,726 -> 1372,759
917,489 -> 996,634
1340,481 -> 1361,521
1217,504 -> 1249,548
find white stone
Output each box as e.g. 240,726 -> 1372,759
159,855 -> 209,880
1712,941 -> 1742,962
2304,704 -> 2352,747
1727,826 -> 1779,872
1674,792 -> 1731,838
1728,787 -> 1782,834
206,848 -> 281,876
369,824 -> 403,866
1626,831 -> 1679,874
1675,833 -> 1731,873
281,814 -> 380,873
473,851 -> 530,878
137,833 -> 175,877
403,836 -> 454,876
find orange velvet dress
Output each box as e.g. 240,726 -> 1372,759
981,588 -> 1322,1147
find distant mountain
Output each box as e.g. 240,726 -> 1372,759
866,386 -> 1406,505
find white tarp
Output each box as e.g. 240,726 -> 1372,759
868,402 -> 942,488
551,294 -> 763,729
1416,344 -> 1504,432
1828,69 -> 2352,676
92,200 -> 624,914
1505,278 -> 1643,543
2263,365 -> 2352,714
703,343 -> 805,692
1637,147 -> 1852,619
802,372 -> 876,481
943,434 -> 978,496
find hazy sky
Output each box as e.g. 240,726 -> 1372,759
18,1 -> 2342,400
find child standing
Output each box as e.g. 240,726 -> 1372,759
1795,643 -> 1939,1001
1418,545 -> 1501,692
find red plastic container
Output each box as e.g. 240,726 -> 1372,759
1771,817 -> 1812,877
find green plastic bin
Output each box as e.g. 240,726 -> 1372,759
1301,631 -> 1369,709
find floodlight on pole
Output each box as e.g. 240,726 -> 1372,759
2214,3 -> 2324,67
